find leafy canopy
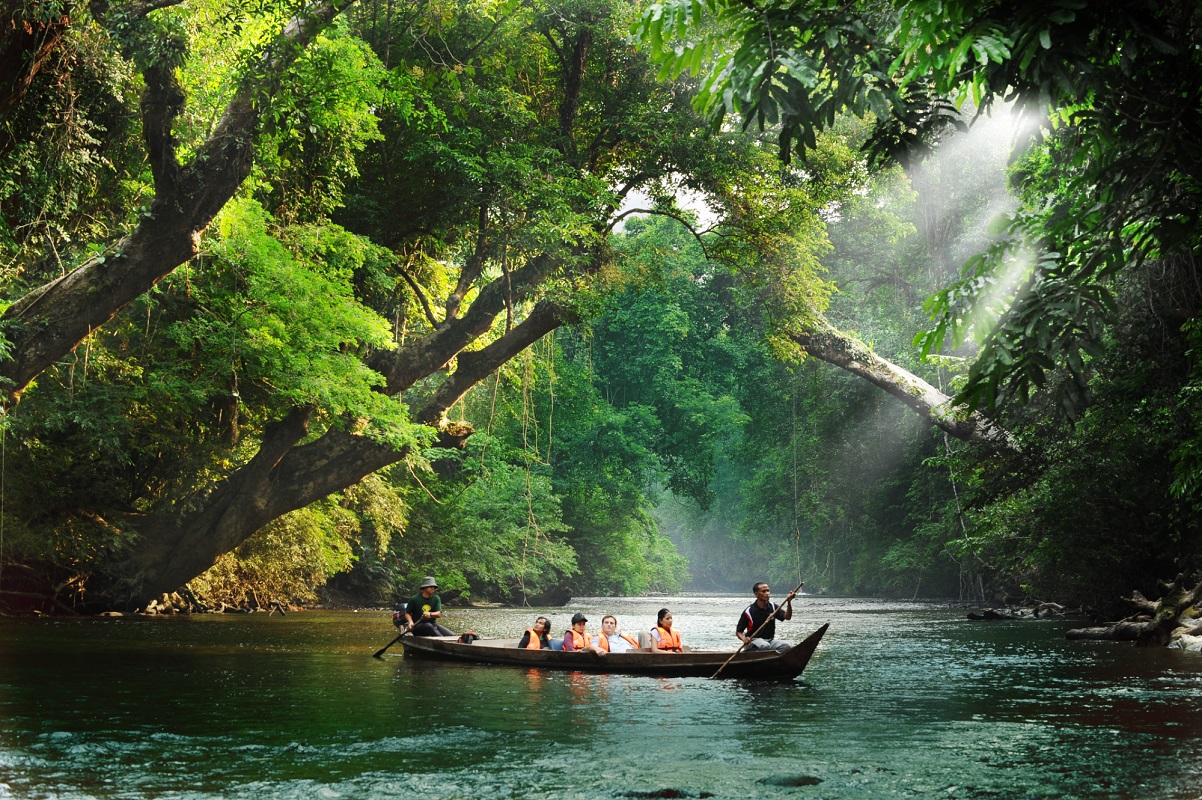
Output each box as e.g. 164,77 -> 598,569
635,0 -> 1202,421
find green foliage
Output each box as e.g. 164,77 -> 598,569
1171,318 -> 1202,501
385,443 -> 579,604
8,0 -> 1194,615
5,0 -> 730,606
938,259 -> 1202,607
168,198 -> 416,444
108,3 -> 190,72
496,341 -> 675,595
188,504 -> 356,606
636,0 -> 1202,440
0,193 -> 425,596
641,119 -> 1017,598
595,218 -> 752,506
633,0 -> 897,161
256,26 -> 387,222
0,15 -> 144,284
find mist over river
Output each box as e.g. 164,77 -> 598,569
2,595 -> 1201,799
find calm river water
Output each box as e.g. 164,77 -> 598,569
2,595 -> 1201,799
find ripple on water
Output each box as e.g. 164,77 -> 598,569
3,601 -> 1202,800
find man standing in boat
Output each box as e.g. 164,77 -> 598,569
736,582 -> 801,652
398,576 -> 455,637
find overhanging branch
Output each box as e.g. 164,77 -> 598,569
795,318 -> 1019,452
607,207 -> 716,257
414,300 -> 573,426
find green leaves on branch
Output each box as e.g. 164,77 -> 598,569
108,2 -> 190,72
397,445 -> 579,603
188,503 -> 357,607
257,28 -> 388,222
634,0 -> 890,162
167,197 -> 418,445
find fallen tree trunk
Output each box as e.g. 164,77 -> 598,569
1066,574 -> 1202,647
1065,621 -> 1152,642
794,319 -> 1018,453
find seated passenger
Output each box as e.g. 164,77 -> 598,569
562,612 -> 601,654
518,616 -> 551,649
650,607 -> 683,653
593,615 -> 640,656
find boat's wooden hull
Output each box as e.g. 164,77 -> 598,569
399,623 -> 829,680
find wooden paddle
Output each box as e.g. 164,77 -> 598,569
372,627 -> 410,659
711,579 -> 804,679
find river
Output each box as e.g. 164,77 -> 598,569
2,595 -> 1201,799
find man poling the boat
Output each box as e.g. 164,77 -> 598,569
710,578 -> 806,678
736,580 -> 801,652
398,576 -> 455,637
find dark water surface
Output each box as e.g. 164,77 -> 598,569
2,596 -> 1201,799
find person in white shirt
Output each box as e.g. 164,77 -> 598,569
592,615 -> 640,655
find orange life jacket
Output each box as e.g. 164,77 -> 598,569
524,629 -> 545,650
566,628 -> 590,650
654,626 -> 682,652
596,632 -> 639,652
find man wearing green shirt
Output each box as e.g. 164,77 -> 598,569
398,576 -> 455,636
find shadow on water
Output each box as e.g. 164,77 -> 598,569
2,598 -> 1201,799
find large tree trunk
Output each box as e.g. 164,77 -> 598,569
795,318 -> 1017,452
0,0 -> 356,407
112,411 -> 410,605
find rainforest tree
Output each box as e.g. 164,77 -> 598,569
1,0 -> 873,609
635,0 -> 1202,604
636,0 -> 1202,456
4,0 -> 760,607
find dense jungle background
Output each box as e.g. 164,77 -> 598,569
2,0 -> 1200,616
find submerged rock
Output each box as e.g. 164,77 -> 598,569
758,775 -> 824,787
1169,623 -> 1202,652
1168,634 -> 1202,652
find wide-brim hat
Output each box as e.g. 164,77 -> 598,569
419,576 -> 438,589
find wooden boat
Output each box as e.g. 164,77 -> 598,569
399,622 -> 829,680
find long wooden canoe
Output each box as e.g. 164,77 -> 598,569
398,622 -> 829,680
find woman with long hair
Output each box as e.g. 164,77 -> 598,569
650,608 -> 683,653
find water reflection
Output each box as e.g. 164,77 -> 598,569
2,598 -> 1201,799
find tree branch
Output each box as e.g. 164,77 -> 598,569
140,61 -> 185,196
0,0 -> 358,407
367,253 -> 563,394
127,404 -> 317,601
447,200 -> 490,320
794,318 -> 1019,452
397,255 -> 442,329
413,300 -> 573,426
607,207 -> 715,257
